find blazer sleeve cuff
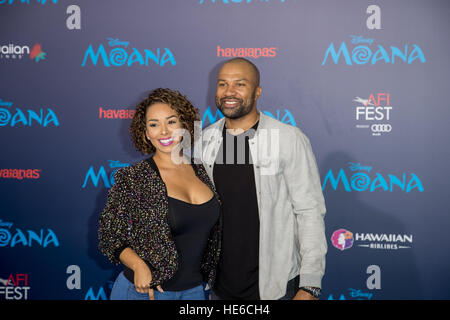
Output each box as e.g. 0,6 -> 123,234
299,273 -> 323,289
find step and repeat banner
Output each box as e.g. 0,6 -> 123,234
1,0 -> 449,300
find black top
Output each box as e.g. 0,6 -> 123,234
162,195 -> 220,291
123,195 -> 220,290
213,121 -> 260,300
121,158 -> 220,291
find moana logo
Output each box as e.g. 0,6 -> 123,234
322,35 -> 425,66
322,162 -> 424,193
82,38 -> 176,68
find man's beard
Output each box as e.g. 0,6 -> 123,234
216,91 -> 256,120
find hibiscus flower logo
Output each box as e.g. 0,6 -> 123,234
29,44 -> 46,62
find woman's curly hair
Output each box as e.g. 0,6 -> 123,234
130,88 -> 200,155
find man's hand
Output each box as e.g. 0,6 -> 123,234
292,289 -> 319,300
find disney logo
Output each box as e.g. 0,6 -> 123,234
348,288 -> 373,300
108,160 -> 130,169
107,38 -> 129,48
348,162 -> 372,172
0,219 -> 13,229
0,98 -> 13,108
350,35 -> 374,45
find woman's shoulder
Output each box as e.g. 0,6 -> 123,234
112,158 -> 155,184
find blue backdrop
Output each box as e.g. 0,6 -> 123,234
1,0 -> 449,300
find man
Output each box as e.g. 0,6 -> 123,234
201,58 -> 327,300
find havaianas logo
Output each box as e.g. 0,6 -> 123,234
322,162 -> 424,192
201,106 -> 296,127
322,35 -> 425,65
82,38 -> 176,67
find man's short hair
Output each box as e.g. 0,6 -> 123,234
222,57 -> 260,87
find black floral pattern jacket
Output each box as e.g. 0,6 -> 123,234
98,156 -> 222,288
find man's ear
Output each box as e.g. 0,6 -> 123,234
255,86 -> 262,100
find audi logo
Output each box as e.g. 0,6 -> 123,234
371,124 -> 392,133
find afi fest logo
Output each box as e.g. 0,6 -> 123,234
0,274 -> 30,300
354,93 -> 392,136
82,38 -> 176,68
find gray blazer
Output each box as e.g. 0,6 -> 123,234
200,112 -> 327,300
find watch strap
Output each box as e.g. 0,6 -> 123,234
300,286 -> 321,298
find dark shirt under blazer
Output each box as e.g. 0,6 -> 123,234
98,157 -> 222,289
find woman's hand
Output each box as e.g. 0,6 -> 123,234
119,248 -> 164,300
133,262 -> 163,300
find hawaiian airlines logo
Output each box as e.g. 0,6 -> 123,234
82,38 -> 176,68
0,43 -> 46,62
331,228 -> 413,251
0,168 -> 41,180
201,106 -> 296,127
322,35 -> 425,66
82,160 -> 130,189
0,0 -> 57,4
0,219 -> 59,248
331,229 -> 354,251
29,44 -> 46,62
322,162 -> 424,193
217,46 -> 278,59
0,98 -> 59,127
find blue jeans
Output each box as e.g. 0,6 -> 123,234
110,271 -> 207,300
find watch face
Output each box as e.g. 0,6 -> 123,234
312,289 -> 321,298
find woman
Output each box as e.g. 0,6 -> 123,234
98,88 -> 221,300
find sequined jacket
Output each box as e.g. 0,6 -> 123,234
98,157 -> 222,288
